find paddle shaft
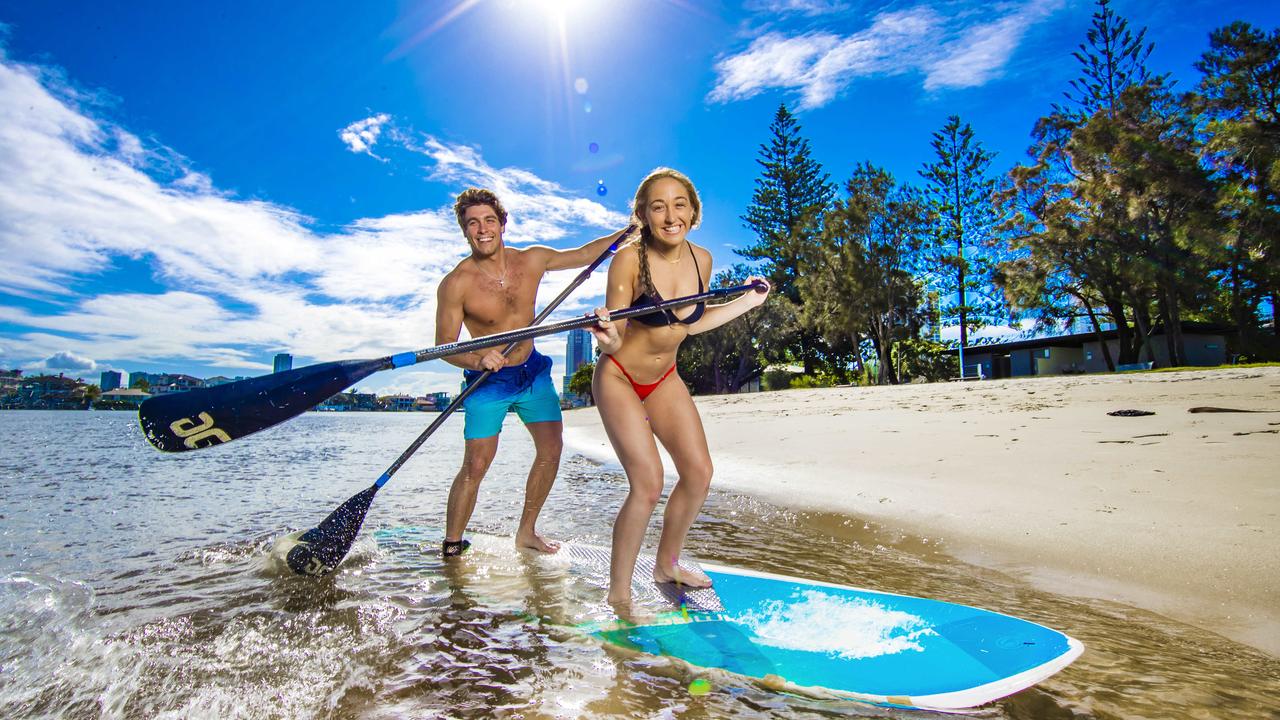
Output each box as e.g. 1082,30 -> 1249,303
281,279 -> 764,575
378,283 -> 760,374
375,229 -> 631,484
139,283 -> 760,453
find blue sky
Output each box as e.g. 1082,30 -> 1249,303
1,0 -> 1276,395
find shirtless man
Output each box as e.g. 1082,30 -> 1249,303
436,187 -> 632,557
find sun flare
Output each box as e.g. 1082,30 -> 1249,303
522,0 -> 590,19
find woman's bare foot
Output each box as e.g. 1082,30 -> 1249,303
653,563 -> 713,588
607,592 -> 633,612
515,531 -> 561,554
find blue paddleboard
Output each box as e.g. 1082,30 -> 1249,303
373,528 -> 1082,711
583,560 -> 1083,711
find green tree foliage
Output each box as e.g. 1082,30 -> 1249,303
568,362 -> 595,403
919,115 -> 1005,367
739,103 -> 837,374
1193,21 -> 1280,341
679,265 -> 794,394
1058,0 -> 1153,120
1071,79 -> 1220,366
130,377 -> 150,392
995,0 -> 1198,368
797,163 -> 929,385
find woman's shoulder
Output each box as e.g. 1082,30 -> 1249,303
689,242 -> 713,275
611,243 -> 642,269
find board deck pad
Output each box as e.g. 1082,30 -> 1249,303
372,527 -> 1082,710
564,541 -> 725,613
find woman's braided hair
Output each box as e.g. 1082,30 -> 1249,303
630,168 -> 702,298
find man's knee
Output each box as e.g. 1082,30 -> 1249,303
528,423 -> 564,458
461,440 -> 498,480
535,435 -> 563,460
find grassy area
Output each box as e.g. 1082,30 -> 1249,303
1144,362 -> 1280,373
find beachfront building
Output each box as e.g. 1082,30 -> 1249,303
129,371 -> 203,393
956,322 -> 1230,380
100,370 -> 122,392
316,391 -> 378,411
148,373 -> 205,395
273,353 -> 293,373
382,394 -> 416,411
562,327 -> 593,407
0,369 -> 22,395
424,391 -> 451,411
9,373 -> 89,409
100,388 -> 150,408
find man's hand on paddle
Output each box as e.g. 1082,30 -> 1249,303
476,347 -> 507,372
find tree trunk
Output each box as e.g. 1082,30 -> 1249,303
1080,294 -> 1116,371
1132,303 -> 1155,365
1230,229 -> 1247,334
1164,284 -> 1186,367
1106,297 -> 1133,364
850,331 -> 866,377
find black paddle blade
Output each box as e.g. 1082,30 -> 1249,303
284,484 -> 379,576
138,359 -> 382,452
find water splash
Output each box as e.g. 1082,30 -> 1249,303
734,589 -> 936,659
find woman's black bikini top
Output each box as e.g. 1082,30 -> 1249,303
627,241 -> 705,327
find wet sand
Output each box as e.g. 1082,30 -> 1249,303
563,366 -> 1280,658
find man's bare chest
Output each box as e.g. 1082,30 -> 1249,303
462,265 -> 540,332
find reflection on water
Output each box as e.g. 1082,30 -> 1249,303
0,410 -> 1277,718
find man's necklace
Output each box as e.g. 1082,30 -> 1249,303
476,260 -> 508,286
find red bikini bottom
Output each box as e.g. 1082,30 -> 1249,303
606,355 -> 676,401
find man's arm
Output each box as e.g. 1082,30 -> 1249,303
538,225 -> 637,272
435,272 -> 505,372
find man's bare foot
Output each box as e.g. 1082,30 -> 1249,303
515,531 -> 561,554
653,563 -> 713,588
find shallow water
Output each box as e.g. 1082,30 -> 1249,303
1,410 -> 1276,719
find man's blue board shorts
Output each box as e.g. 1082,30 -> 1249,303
461,348 -> 562,439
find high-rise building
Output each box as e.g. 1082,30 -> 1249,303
100,370 -> 122,392
562,328 -> 593,401
564,328 -> 592,381
273,353 -> 293,374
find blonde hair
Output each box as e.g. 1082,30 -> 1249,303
630,168 -> 702,297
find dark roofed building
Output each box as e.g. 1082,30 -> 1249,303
953,322 -> 1231,380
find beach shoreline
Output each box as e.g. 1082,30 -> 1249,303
563,366 -> 1280,658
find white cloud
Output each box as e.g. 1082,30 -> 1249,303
743,0 -> 850,17
923,1 -> 1062,91
338,112 -> 391,158
710,0 -> 1062,109
0,53 -> 626,394
42,350 -> 96,371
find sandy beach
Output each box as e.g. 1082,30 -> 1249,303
563,366 -> 1280,658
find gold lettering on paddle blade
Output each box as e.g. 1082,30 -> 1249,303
170,412 -> 232,448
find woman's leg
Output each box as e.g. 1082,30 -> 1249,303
643,372 -> 714,586
593,361 -> 664,605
